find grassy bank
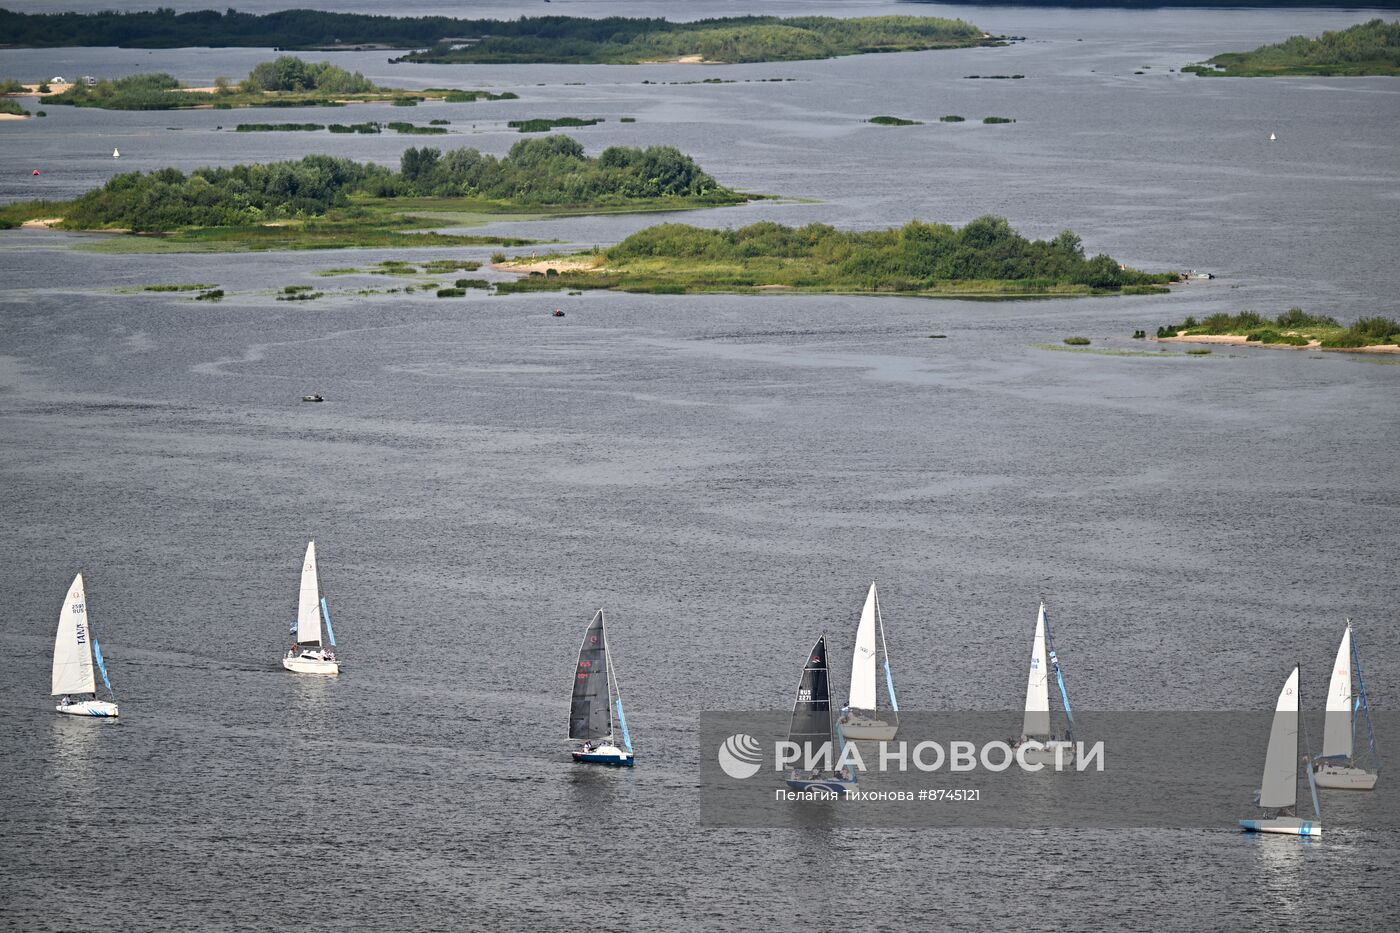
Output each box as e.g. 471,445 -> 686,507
495,218 -> 1177,299
1157,309 -> 1400,348
1185,19 -> 1400,77
44,57 -> 514,110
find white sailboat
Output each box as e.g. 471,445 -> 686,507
281,541 -> 340,675
1268,132 -> 1277,142
785,634 -> 857,792
53,574 -> 119,717
112,147 -> 120,158
839,582 -> 899,740
1240,666 -> 1322,836
1012,602 -> 1076,767
569,609 -> 635,766
1313,621 -> 1380,790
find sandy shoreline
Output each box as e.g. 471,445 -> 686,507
0,112 -> 27,121
494,257 -> 601,275
1155,333 -> 1400,354
21,218 -> 63,229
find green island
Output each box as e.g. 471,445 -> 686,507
869,115 -> 922,126
0,98 -> 28,116
0,9 -> 1001,62
493,218 -> 1177,299
0,136 -> 751,252
508,117 -> 604,133
1185,19 -> 1400,77
43,57 -> 515,111
1157,309 -> 1400,350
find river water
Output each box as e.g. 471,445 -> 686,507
1,3 -> 1398,930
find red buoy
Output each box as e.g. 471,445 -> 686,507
32,169 -> 40,175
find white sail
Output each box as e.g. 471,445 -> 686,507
1321,624 -> 1353,761
848,583 -> 879,712
1259,666 -> 1300,810
112,148 -> 120,158
295,541 -> 322,645
1022,603 -> 1051,738
52,573 -> 96,695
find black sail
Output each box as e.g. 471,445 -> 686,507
787,635 -> 833,768
569,610 -> 611,741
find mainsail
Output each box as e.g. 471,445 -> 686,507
52,573 -> 96,696
1321,624 -> 1353,761
1259,666 -> 1300,810
295,541 -> 322,646
789,635 -> 834,768
570,610 -> 612,741
847,584 -> 879,713
1022,604 -> 1051,738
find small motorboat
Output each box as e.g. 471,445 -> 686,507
32,170 -> 40,176
553,309 -> 565,317
302,394 -> 324,403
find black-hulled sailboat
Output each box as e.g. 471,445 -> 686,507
785,635 -> 857,792
569,609 -> 635,767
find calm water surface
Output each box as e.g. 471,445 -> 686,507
1,4 -> 1398,931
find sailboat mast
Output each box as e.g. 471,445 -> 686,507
1298,663 -> 1323,821
600,611 -> 616,740
1351,622 -> 1382,770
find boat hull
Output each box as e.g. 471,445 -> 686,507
785,774 -> 857,794
1239,816 -> 1321,837
282,654 -> 340,675
56,699 -> 119,718
839,717 -> 897,742
1313,765 -> 1377,791
572,744 -> 634,767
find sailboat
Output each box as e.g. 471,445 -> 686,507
785,635 -> 858,792
1012,602 -> 1076,766
1268,132 -> 1277,142
1240,666 -> 1322,836
569,609 -> 635,766
112,147 -> 120,158
839,582 -> 899,741
281,541 -> 340,675
52,574 -> 119,717
1313,621 -> 1380,790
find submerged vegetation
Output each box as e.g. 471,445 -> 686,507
507,117 -> 604,133
1158,308 -> 1400,349
498,218 -> 1176,299
1,136 -> 748,251
1185,19 -> 1400,77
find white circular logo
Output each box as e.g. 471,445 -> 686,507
718,733 -> 763,779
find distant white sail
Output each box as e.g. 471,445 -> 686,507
52,573 -> 96,695
1022,603 -> 1051,738
847,583 -> 879,712
112,148 -> 120,158
295,541 -> 322,645
1258,666 -> 1299,810
1321,624 -> 1353,761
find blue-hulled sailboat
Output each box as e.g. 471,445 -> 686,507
569,609 -> 635,767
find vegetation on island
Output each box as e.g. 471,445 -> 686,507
982,116 -> 1015,124
496,218 -> 1177,299
0,99 -> 28,116
869,115 -> 922,126
1158,308 -> 1400,349
508,117 -> 605,133
940,115 -> 965,122
0,9 -> 998,62
0,136 -> 750,252
44,57 -> 510,111
1063,336 -> 1091,345
1185,20 -> 1400,77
